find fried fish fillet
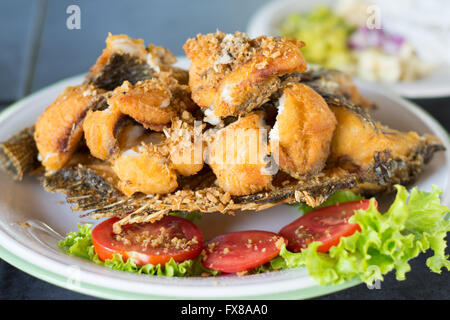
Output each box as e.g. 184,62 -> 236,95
107,75 -> 197,132
269,83 -> 337,179
34,84 -> 104,172
328,101 -> 444,191
207,111 -> 272,196
83,105 -> 125,161
184,31 -> 307,120
88,33 -> 187,90
112,144 -> 178,196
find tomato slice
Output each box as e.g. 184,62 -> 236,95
279,200 -> 377,253
201,230 -> 285,273
92,216 -> 203,266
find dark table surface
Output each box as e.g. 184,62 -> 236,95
0,0 -> 449,300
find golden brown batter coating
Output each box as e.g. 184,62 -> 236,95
330,105 -> 424,172
207,112 -> 272,196
112,144 -> 178,196
83,105 -> 124,161
270,83 -> 337,179
184,31 -> 307,119
107,74 -> 197,132
34,84 -> 103,172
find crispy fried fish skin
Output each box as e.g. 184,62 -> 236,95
34,84 -> 103,172
107,75 -> 197,132
207,112 -> 272,196
44,165 -> 357,227
83,105 -> 125,160
89,34 -> 148,75
87,34 -> 154,90
112,144 -> 178,196
270,83 -> 337,179
87,34 -> 182,90
107,80 -> 171,131
299,67 -> 374,109
0,126 -> 40,180
183,31 -> 306,118
41,160 -> 125,212
363,135 -> 444,191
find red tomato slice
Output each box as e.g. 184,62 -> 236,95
92,216 -> 203,266
280,200 -> 377,253
201,230 -> 285,273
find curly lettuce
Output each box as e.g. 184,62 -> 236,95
59,224 -> 218,277
273,185 -> 450,285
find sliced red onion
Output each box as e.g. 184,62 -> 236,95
348,26 -> 405,54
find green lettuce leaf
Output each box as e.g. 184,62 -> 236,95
59,223 -> 93,260
295,190 -> 364,215
274,185 -> 450,285
59,223 -> 218,277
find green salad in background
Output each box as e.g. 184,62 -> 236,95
280,6 -> 355,69
279,3 -> 434,82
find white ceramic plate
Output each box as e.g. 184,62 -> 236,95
247,0 -> 450,98
0,65 -> 449,299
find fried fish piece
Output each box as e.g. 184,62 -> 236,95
207,112 -> 272,196
184,31 -> 307,120
331,105 -> 419,170
34,84 -> 104,172
88,34 -> 155,90
328,100 -> 445,190
107,75 -> 197,132
112,144 -> 178,196
88,33 -> 187,90
270,83 -> 337,179
83,105 -> 125,160
84,70 -> 197,162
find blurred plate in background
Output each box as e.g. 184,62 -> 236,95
247,0 -> 450,98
